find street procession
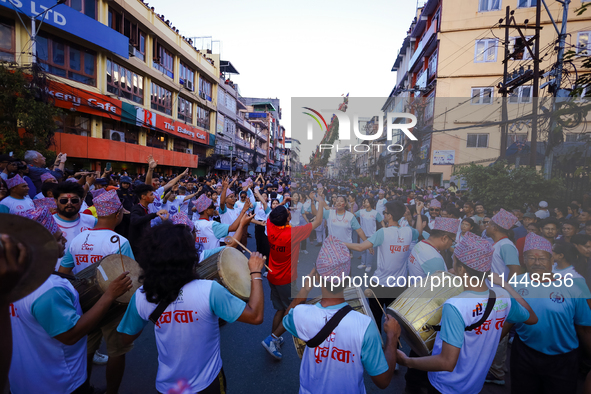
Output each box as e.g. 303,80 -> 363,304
3,0 -> 591,393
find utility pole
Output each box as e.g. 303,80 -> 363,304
499,6 -> 511,159
542,0 -> 571,179
530,0 -> 541,168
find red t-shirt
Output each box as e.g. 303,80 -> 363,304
266,220 -> 313,286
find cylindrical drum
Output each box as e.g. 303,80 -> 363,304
194,247 -> 251,301
72,254 -> 142,324
387,271 -> 464,356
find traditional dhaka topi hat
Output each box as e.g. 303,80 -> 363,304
195,194 -> 212,213
379,189 -> 385,194
33,197 -> 57,211
90,188 -> 107,198
491,208 -> 518,230
432,217 -> 460,234
93,190 -> 121,217
40,173 -> 57,183
453,232 -> 493,272
430,199 -> 441,208
316,235 -> 351,278
172,212 -> 194,231
226,188 -> 235,197
18,207 -> 59,234
523,232 -> 553,254
6,175 -> 27,189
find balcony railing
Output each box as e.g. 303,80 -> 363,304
256,147 -> 266,155
409,21 -> 436,71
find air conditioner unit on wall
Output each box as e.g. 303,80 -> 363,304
109,130 -> 125,142
186,80 -> 193,91
199,92 -> 206,99
185,148 -> 193,154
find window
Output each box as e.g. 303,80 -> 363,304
128,24 -> 145,62
424,92 -> 435,120
146,129 -> 168,150
507,133 -> 527,146
196,105 -> 210,130
151,83 -> 172,115
199,78 -> 212,101
108,8 -> 122,33
566,133 -> 586,142
178,96 -> 193,123
471,87 -> 494,104
478,0 -> 501,11
106,59 -> 143,104
173,138 -> 189,153
509,36 -> 533,60
224,118 -> 235,135
467,134 -> 489,147
517,0 -> 536,7
102,120 -> 139,145
55,113 -> 91,136
474,39 -> 498,62
180,62 -> 195,91
428,51 -> 438,79
578,31 -> 591,56
66,0 -> 96,19
0,18 -> 15,62
509,85 -> 532,103
36,34 -> 96,85
153,40 -> 174,79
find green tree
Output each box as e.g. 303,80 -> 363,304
0,64 -> 62,159
454,161 -> 564,209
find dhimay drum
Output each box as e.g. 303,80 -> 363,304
72,254 -> 142,324
387,271 -> 464,356
293,286 -> 378,359
194,247 -> 251,301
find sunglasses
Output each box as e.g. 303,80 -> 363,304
429,208 -> 440,212
483,220 -> 491,224
59,197 -> 81,205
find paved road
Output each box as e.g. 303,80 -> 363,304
85,224 -> 520,393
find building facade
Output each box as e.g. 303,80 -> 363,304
387,0 -> 591,187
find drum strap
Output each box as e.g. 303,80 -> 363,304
306,305 -> 353,348
149,299 -> 172,325
52,271 -> 76,281
433,290 -> 496,332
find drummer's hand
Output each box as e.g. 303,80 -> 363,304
383,314 -> 401,339
0,234 -> 27,299
396,349 -> 409,367
105,271 -> 133,301
369,246 -> 375,255
247,252 -> 265,273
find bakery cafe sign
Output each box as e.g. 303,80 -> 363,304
136,108 -> 209,145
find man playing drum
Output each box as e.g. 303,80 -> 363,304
508,232 -> 591,394
396,233 -> 537,394
58,190 -> 135,394
282,236 -> 401,393
344,201 -> 418,332
9,208 -> 132,394
193,194 -> 251,251
117,222 -> 266,394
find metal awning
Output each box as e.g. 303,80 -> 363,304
220,61 -> 239,74
253,102 -> 277,112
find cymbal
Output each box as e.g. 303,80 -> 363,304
0,213 -> 59,303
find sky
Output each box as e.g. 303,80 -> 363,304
146,0 -> 420,162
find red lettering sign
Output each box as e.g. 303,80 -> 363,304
156,311 -> 172,328
173,310 -> 194,323
45,79 -> 122,120
90,255 -> 103,263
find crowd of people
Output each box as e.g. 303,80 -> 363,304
1,150 -> 591,393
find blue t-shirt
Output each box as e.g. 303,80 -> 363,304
283,302 -> 388,377
513,274 -> 591,355
31,287 -> 80,337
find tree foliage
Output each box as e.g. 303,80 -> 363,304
454,161 -> 564,209
0,64 -> 62,159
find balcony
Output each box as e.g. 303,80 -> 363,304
409,21 -> 437,71
256,146 -> 266,155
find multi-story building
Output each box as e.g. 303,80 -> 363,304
1,0 -> 222,175
387,0 -> 590,187
285,137 -> 301,176
240,97 -> 283,175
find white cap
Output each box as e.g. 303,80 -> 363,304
539,201 -> 548,208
